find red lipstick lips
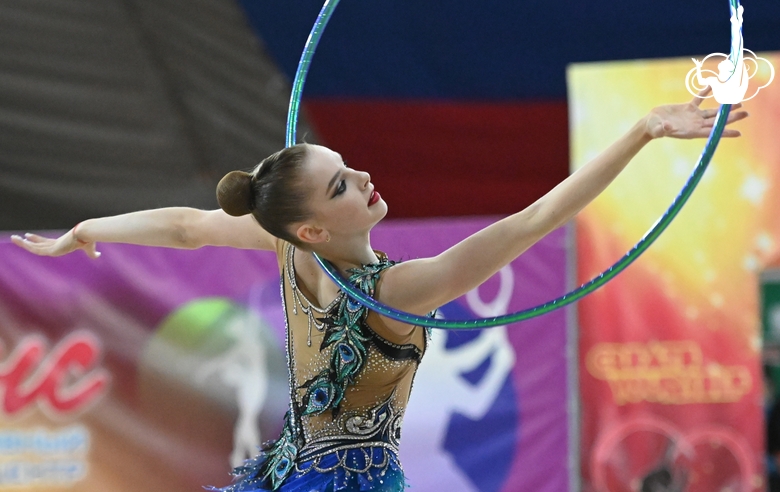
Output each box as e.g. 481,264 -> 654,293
368,190 -> 380,206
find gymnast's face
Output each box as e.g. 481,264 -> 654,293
296,145 -> 387,241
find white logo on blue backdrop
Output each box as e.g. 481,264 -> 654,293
685,5 -> 775,104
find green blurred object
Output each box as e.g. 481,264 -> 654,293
156,298 -> 239,352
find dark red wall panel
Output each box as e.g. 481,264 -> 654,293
303,99 -> 570,218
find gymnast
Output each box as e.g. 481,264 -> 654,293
12,88 -> 746,491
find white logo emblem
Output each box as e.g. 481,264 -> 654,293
685,5 -> 774,104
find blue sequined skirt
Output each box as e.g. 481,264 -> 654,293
206,447 -> 406,492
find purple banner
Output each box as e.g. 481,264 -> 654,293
0,217 -> 569,491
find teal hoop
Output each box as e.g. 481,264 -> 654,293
285,0 -> 737,329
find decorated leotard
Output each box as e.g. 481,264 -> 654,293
208,242 -> 427,491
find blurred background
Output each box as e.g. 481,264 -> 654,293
0,0 -> 779,491
3,0 -> 778,229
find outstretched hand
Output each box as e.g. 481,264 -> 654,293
644,87 -> 748,140
11,230 -> 101,259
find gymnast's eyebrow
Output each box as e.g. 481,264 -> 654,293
327,170 -> 341,196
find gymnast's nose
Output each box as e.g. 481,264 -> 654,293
359,170 -> 371,189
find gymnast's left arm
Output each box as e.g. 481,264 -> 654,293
378,89 -> 748,317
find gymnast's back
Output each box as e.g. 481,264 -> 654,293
209,240 -> 427,492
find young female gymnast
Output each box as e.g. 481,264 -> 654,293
12,90 -> 746,491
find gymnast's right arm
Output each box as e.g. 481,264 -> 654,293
10,208 -> 277,258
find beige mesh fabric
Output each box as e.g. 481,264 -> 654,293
276,241 -> 426,454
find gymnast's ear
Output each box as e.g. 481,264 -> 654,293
295,223 -> 329,245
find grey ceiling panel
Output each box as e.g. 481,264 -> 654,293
0,0 -> 314,231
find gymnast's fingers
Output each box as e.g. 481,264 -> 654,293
693,86 -> 712,106
10,235 -> 46,255
84,243 -> 101,259
700,110 -> 747,133
726,110 -> 749,124
701,103 -> 744,120
721,129 -> 742,138
23,233 -> 49,244
701,108 -> 719,119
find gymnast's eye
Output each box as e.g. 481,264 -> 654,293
335,180 -> 346,196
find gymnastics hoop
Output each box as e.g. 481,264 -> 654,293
285,0 -> 738,329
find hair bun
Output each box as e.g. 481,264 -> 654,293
217,171 -> 254,217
